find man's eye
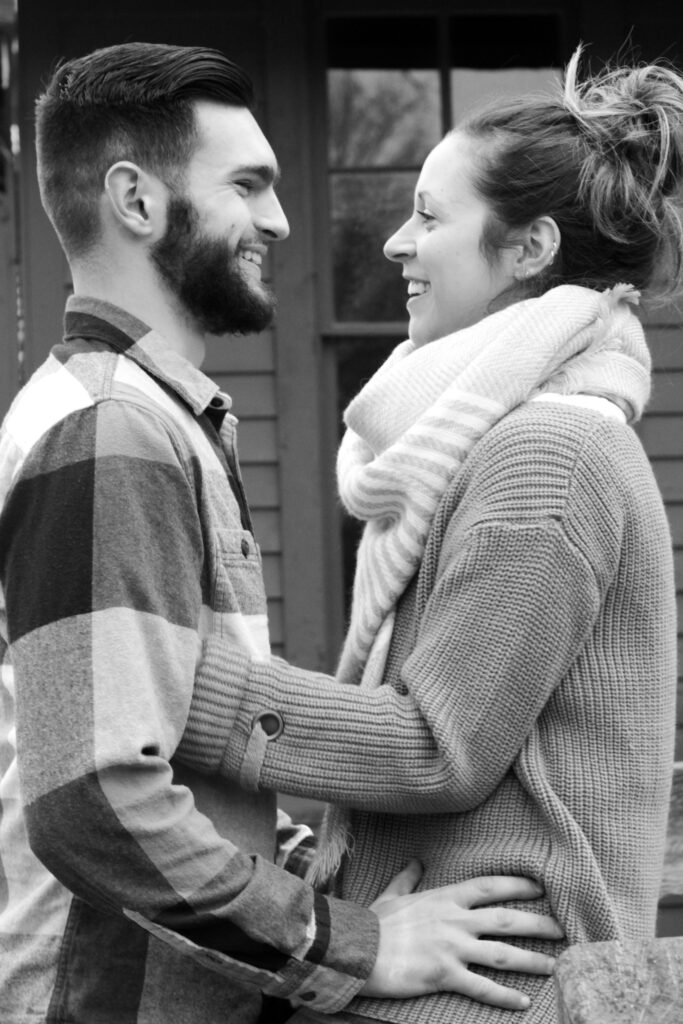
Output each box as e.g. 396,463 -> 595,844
234,181 -> 254,195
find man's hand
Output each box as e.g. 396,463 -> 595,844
360,860 -> 563,1010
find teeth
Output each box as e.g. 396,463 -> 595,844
407,280 -> 429,296
240,250 -> 263,266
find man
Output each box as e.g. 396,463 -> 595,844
0,43 -> 560,1024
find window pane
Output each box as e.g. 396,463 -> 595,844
448,15 -> 561,68
328,69 -> 440,169
327,16 -> 437,69
450,67 -> 561,124
330,170 -> 415,322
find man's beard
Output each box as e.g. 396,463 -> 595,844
150,195 -> 276,336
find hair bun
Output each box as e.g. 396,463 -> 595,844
559,44 -> 683,289
563,46 -> 683,201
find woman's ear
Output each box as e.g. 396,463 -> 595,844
103,162 -> 166,240
512,216 -> 561,281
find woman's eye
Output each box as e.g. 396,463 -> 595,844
417,209 -> 436,223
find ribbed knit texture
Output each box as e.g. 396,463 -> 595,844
336,284 -> 649,690
339,403 -> 677,1024
186,400 -> 677,1023
179,282 -> 674,1022
312,284 -> 650,885
183,399 -> 677,1023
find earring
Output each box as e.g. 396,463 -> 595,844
548,242 -> 558,265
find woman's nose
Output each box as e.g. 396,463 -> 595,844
383,221 -> 415,262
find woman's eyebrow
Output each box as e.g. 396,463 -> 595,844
416,189 -> 441,207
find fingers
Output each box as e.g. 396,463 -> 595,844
453,971 -> 533,1012
468,938 -> 557,977
470,907 -> 564,941
371,859 -> 423,906
452,939 -> 557,1012
451,875 -> 545,908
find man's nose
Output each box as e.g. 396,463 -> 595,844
257,192 -> 290,241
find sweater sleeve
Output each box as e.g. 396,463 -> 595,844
179,412 -> 631,814
0,401 -> 377,1012
180,516 -> 603,813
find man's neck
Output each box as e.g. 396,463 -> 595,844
70,265 -> 207,368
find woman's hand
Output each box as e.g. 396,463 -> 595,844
360,860 -> 563,1010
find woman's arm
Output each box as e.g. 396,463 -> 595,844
179,516 -> 600,812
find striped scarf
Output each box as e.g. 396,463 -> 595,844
306,283 -> 651,885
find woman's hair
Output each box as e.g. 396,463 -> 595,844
36,42 -> 254,259
460,47 -> 683,303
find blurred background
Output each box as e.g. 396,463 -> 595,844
1,0 -> 682,924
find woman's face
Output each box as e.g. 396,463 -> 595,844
384,132 -> 519,346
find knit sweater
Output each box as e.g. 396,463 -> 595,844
182,399 -> 677,1023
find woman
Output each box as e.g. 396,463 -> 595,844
180,49 -> 680,1022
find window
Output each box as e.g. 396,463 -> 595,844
328,17 -> 441,324
321,8 -> 565,619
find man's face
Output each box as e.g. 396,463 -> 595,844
151,102 -> 289,336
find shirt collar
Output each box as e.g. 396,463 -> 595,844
63,295 -> 231,417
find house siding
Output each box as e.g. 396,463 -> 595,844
640,312 -> 683,757
204,329 -> 284,655
10,0 -> 683,739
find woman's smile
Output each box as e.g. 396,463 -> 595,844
384,133 -> 518,346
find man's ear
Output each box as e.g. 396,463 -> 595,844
512,216 -> 561,281
103,162 -> 166,239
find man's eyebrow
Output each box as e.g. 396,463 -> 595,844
231,163 -> 281,186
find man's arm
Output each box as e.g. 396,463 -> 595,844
0,400 -> 377,1012
128,864 -> 561,1012
1,400 -> 560,1012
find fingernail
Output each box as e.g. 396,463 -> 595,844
520,995 -> 531,1009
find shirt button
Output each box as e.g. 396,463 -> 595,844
241,538 -> 250,557
252,710 -> 284,740
298,991 -> 316,1002
209,392 -> 231,410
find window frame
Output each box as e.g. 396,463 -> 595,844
312,0 -> 573,337
308,0 -> 574,638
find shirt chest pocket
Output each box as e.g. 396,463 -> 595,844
211,528 -> 267,617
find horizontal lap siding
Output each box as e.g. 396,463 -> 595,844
205,317 -> 314,827
640,317 -> 683,758
205,329 -> 284,656
0,198 -> 19,419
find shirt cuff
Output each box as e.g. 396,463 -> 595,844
123,884 -> 378,1015
288,889 -> 379,1012
176,640 -> 251,773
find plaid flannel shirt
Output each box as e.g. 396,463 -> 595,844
0,296 -> 377,1024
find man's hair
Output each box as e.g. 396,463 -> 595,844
36,42 -> 255,258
